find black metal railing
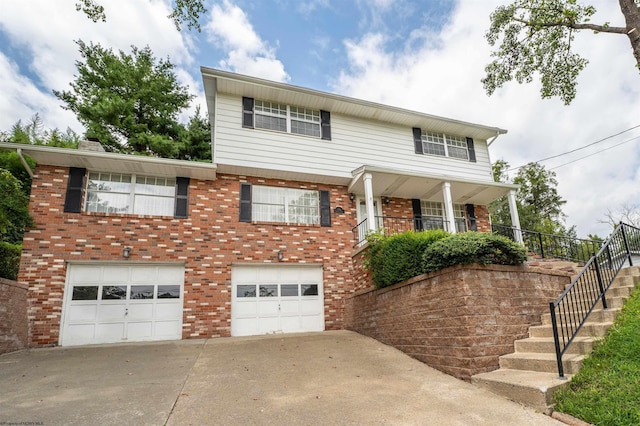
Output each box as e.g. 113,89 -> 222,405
549,222 -> 640,378
491,224 -> 603,264
352,216 -> 455,247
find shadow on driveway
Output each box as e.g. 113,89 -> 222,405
0,331 -> 561,425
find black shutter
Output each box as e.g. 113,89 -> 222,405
239,183 -> 252,222
242,97 -> 254,128
320,190 -> 331,227
466,203 -> 477,231
320,110 -> 331,141
466,137 -> 476,162
413,128 -> 423,154
63,167 -> 86,213
174,177 -> 190,218
412,198 -> 423,231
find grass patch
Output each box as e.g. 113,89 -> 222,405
553,285 -> 640,425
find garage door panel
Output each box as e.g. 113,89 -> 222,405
257,317 -> 279,334
279,300 -> 300,314
258,300 -> 279,315
156,302 -> 182,317
127,321 -> 153,339
65,324 -> 96,341
154,320 -> 181,337
128,303 -> 154,319
97,304 -> 126,321
67,305 -> 98,322
157,266 -> 186,283
130,267 -> 157,283
95,323 -> 125,341
69,265 -> 103,283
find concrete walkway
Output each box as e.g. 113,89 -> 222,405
0,331 -> 562,425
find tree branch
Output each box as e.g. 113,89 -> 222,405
513,18 -> 627,34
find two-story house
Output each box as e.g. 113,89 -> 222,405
1,68 -> 520,348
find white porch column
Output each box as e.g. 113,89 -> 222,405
363,173 -> 376,232
442,182 -> 457,234
507,190 -> 523,244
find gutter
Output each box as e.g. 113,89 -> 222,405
16,148 -> 34,178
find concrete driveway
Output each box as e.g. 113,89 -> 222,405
0,331 -> 561,425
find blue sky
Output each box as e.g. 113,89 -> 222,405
1,0 -> 639,237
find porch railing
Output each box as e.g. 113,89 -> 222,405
549,222 -> 640,378
352,216 -> 456,247
491,224 -> 603,264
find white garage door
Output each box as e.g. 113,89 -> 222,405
231,265 -> 324,337
61,264 -> 184,346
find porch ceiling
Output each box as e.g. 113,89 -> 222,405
348,165 -> 518,206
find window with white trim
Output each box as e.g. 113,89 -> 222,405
422,131 -> 469,160
419,201 -> 467,232
252,185 -> 320,225
85,172 -> 176,216
254,100 -> 321,137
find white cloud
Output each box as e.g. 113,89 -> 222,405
0,0 -> 198,132
333,0 -> 640,237
205,0 -> 289,82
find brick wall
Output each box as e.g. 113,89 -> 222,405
0,277 -> 28,354
343,264 -> 571,380
19,166 -> 358,346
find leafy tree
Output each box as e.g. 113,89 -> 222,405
1,114 -> 79,149
490,161 -> 570,234
484,0 -> 640,104
177,106 -> 211,161
54,41 -> 194,157
0,169 -> 33,245
75,0 -> 206,31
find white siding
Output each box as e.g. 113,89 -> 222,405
213,93 -> 494,183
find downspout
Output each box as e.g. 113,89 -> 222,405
17,148 -> 34,178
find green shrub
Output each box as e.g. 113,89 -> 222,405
365,230 -> 449,288
0,241 -> 21,280
422,232 -> 527,273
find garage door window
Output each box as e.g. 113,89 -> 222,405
301,284 -> 318,296
103,286 -> 127,299
158,285 -> 180,298
72,286 -> 99,300
131,286 -> 154,299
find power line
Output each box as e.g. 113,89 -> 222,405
548,135 -> 640,171
506,123 -> 640,172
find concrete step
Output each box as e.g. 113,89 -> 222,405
514,336 -> 594,354
540,307 -> 620,325
499,352 -> 584,374
471,369 -> 571,414
529,321 -> 613,338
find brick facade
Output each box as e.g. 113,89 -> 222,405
19,165 -> 497,347
0,277 -> 28,354
343,264 -> 572,380
19,166 -> 358,346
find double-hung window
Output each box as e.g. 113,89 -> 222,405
419,201 -> 467,232
254,100 -> 321,137
421,131 -> 469,160
252,186 -> 320,225
85,172 -> 176,216
413,128 -> 475,162
243,97 -> 330,140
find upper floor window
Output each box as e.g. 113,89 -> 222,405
85,172 -> 176,216
412,128 -> 476,162
243,97 -> 331,140
421,132 -> 469,160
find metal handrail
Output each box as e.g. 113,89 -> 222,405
491,224 -> 603,264
549,222 -> 640,377
351,216 -> 457,247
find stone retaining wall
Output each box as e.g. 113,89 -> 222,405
343,264 -> 571,380
0,277 -> 28,354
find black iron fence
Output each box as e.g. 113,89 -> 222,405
549,222 -> 640,378
491,224 -> 603,264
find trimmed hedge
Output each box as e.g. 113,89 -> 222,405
365,229 -> 449,288
0,241 -> 21,280
422,232 -> 527,273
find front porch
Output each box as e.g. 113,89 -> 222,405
348,165 -> 521,246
